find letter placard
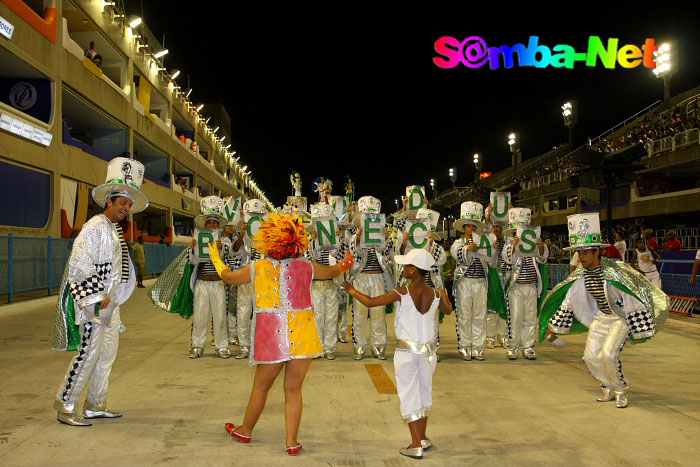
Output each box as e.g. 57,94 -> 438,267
314,216 -> 338,250
468,232 -> 496,261
405,219 -> 429,252
360,213 -> 386,249
194,228 -> 220,260
405,185 -> 426,212
515,225 -> 541,258
246,215 -> 266,238
489,192 -> 510,225
223,196 -> 241,225
330,196 -> 348,224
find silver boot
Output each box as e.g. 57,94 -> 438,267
458,347 -> 472,361
472,348 -> 485,361
485,337 -> 495,349
57,412 -> 92,426
499,336 -> 509,348
399,445 -> 424,459
235,347 -> 250,359
216,348 -> 231,359
354,345 -> 365,360
523,347 -> 536,360
506,348 -> 519,360
376,346 -> 387,360
83,400 -> 122,419
597,386 -> 615,402
324,350 -> 336,360
189,347 -> 203,359
615,389 -> 628,408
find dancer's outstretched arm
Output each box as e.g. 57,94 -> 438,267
312,251 -> 355,280
342,282 -> 400,308
208,243 -> 252,285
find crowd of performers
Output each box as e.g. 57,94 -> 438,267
51,163 -> 669,459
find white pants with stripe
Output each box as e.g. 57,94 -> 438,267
583,311 -> 630,390
192,280 -> 227,350
507,283 -> 538,350
455,278 -> 487,351
352,273 -> 387,347
236,282 -> 254,348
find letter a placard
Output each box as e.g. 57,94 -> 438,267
514,225 -> 541,258
194,228 -> 220,260
314,216 -> 338,251
360,213 -> 386,249
489,192 -> 510,225
468,232 -> 496,261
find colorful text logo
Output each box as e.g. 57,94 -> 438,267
433,36 -> 658,70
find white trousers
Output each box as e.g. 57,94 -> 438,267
507,283 -> 538,350
486,313 -> 508,340
55,308 -> 121,413
312,280 -> 339,351
236,282 -> 254,348
583,311 -> 630,390
394,351 -> 436,423
192,280 -> 227,350
226,284 -> 237,341
642,270 -> 662,288
455,278 -> 487,351
338,291 -> 350,340
352,273 -> 387,347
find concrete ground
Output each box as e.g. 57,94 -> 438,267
1,279 -> 699,466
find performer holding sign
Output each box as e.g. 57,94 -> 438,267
349,196 -> 395,360
231,199 -> 268,359
307,203 -> 346,360
501,208 -> 548,360
451,202 -> 498,361
484,196 -> 511,349
188,196 -> 230,359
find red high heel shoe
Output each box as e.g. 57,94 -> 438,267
285,444 -> 303,456
225,423 -> 251,443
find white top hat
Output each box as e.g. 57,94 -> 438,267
504,207 -> 532,235
394,248 -> 436,271
416,207 -> 441,241
453,201 -> 484,232
243,199 -> 267,222
564,213 -> 610,251
352,195 -> 381,227
195,196 -> 227,228
92,157 -> 149,213
307,203 -> 334,231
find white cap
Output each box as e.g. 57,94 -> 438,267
394,248 -> 436,271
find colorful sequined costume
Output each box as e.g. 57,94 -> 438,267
249,258 -> 322,365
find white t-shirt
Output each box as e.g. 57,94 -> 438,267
696,249 -> 700,261
614,240 -> 627,261
635,248 -> 657,273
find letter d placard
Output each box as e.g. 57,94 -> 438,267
360,213 -> 386,249
405,185 -> 426,212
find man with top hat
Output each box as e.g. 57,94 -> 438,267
306,203 -> 346,360
348,195 -> 395,360
484,203 -> 510,349
501,208 -> 548,360
540,213 -> 669,408
53,157 -> 147,426
188,196 -> 231,359
450,201 -> 498,361
231,199 -> 268,359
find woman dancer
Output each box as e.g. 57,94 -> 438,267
342,249 -> 452,459
208,212 -> 354,456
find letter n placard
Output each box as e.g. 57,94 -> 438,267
314,216 -> 338,250
360,213 -> 386,249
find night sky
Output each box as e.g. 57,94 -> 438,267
129,3 -> 700,211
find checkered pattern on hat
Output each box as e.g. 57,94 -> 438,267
549,306 -> 574,332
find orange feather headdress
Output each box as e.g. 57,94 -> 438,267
252,212 -> 309,260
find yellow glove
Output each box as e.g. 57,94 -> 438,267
208,243 -> 230,278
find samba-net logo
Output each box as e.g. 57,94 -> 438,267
433,36 -> 659,70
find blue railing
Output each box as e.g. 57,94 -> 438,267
0,234 -> 186,303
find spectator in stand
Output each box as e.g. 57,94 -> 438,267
632,238 -> 662,288
158,234 -> 166,244
545,239 -> 561,262
644,229 -> 659,251
84,41 -> 97,60
602,235 -> 622,259
690,249 -> 700,285
614,232 -> 627,262
662,230 -> 682,251
93,55 -> 102,68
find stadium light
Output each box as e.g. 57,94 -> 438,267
652,42 -> 674,104
154,49 -> 169,59
127,15 -> 142,29
196,103 -> 204,112
561,101 -> 576,147
170,69 -> 181,80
